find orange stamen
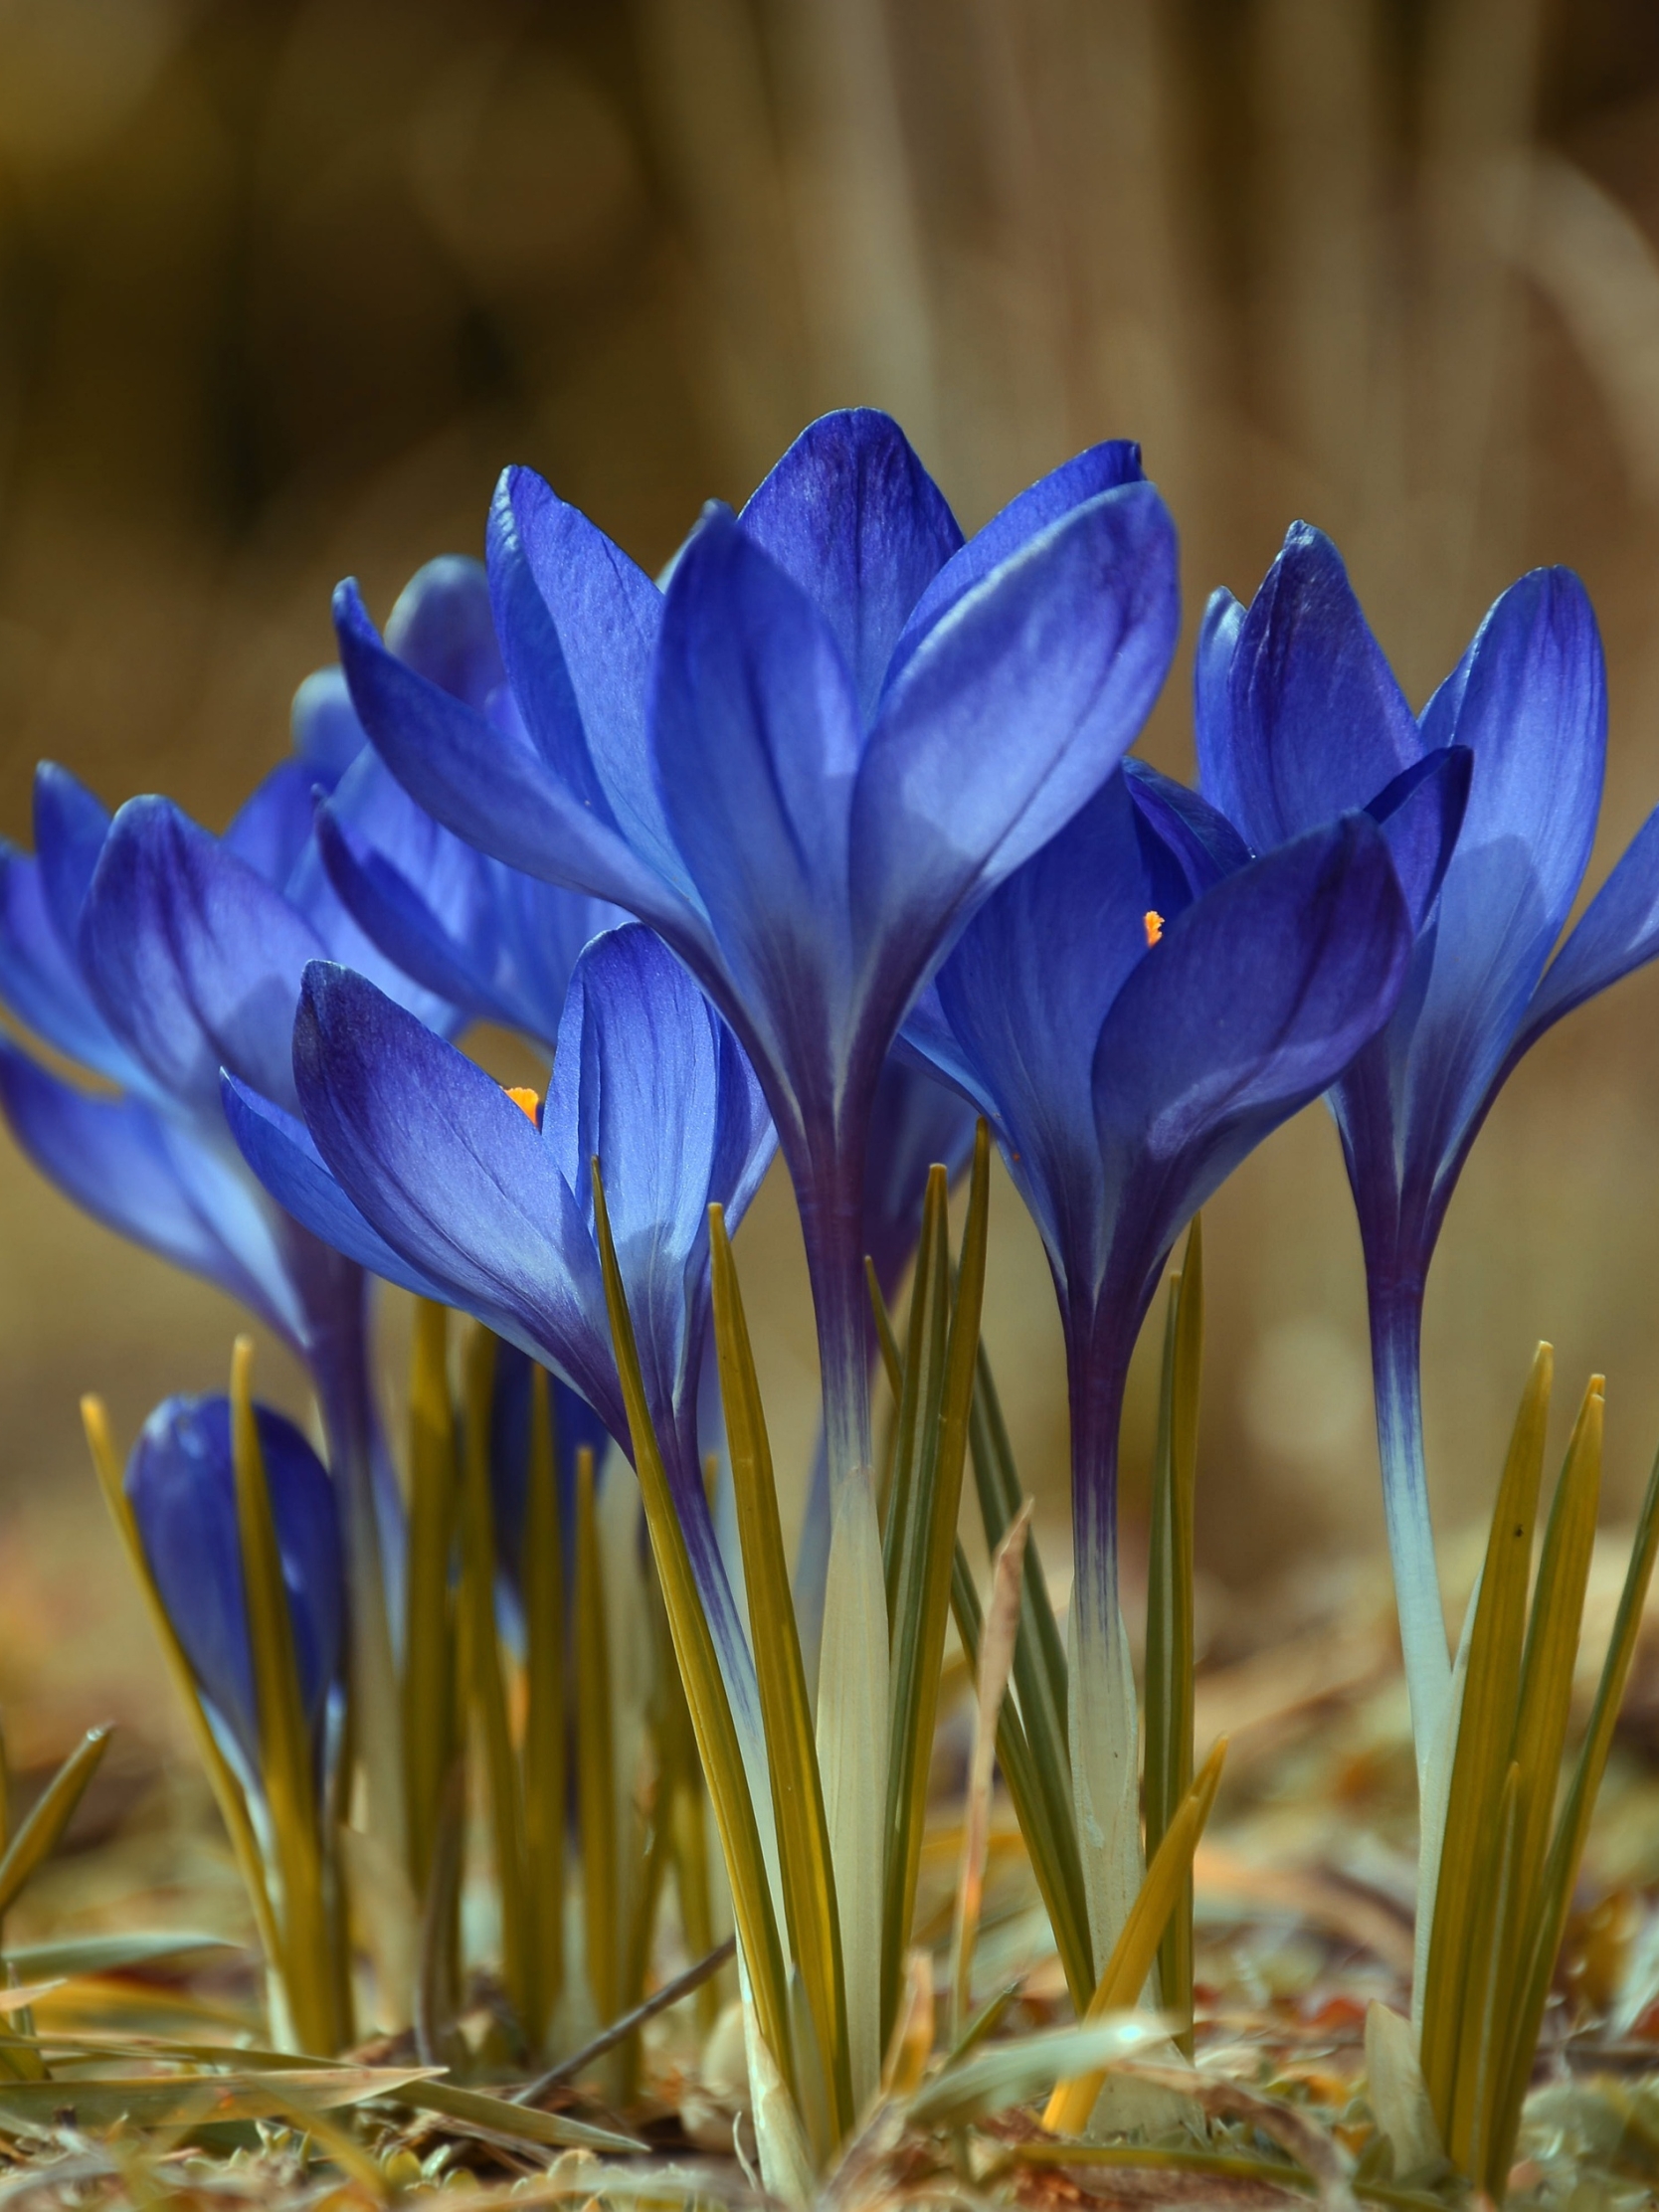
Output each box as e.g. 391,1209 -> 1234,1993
1143,909 -> 1165,948
504,1085 -> 541,1124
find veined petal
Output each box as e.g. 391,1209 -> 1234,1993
34,761 -> 111,949
384,553 -> 504,707
1507,805 -> 1659,1063
1401,568 -> 1605,1186
0,845 -> 155,1090
293,961 -> 623,1435
1122,758 -> 1252,896
852,479 -> 1179,1028
0,1041 -> 303,1338
885,442 -> 1145,695
1092,814 -> 1412,1302
1193,588 -> 1245,827
652,509 -> 862,1061
80,797 -> 328,1115
1364,746 -> 1473,931
226,760 -> 325,890
487,467 -> 683,891
920,771 -> 1197,1291
127,1393 -> 342,1775
223,1074 -> 456,1306
1216,523 -> 1420,851
739,408 -> 963,724
334,579 -> 686,933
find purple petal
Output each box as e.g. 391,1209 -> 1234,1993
34,762 -> 111,950
0,844 -> 153,1090
1400,567 -> 1605,1183
384,554 -> 505,708
1092,814 -> 1412,1299
1211,523 -> 1421,851
1193,588 -> 1245,829
334,579 -> 683,930
291,668 -> 369,782
852,480 -> 1179,1030
225,759 -> 323,890
885,442 -> 1145,697
1122,759 -> 1252,897
1509,803 -> 1659,1064
1364,746 -> 1473,931
80,797 -> 328,1115
739,409 -> 963,724
223,1073 -> 456,1306
0,1041 -> 302,1338
487,468 -> 682,888
293,961 -> 623,1433
651,509 -> 862,1067
127,1392 -> 342,1776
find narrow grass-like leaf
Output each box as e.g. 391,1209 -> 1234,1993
1510,1378 -> 1602,1952
393,2077 -> 646,2154
1486,1419 -> 1659,2193
403,1300 -> 458,1900
592,1165 -> 796,2109
1044,1736 -> 1227,2136
881,1127 -> 991,2047
1419,1341 -> 1551,2134
909,2015 -> 1167,2129
969,1346 -> 1070,1774
573,1441 -> 617,2028
230,1338 -> 342,2056
881,1169 -> 951,1616
1448,1759 -> 1520,2179
1143,1223 -> 1201,2052
6,1935 -> 234,1981
414,1759 -> 464,2067
949,1547 -> 1094,2011
0,1730 -> 109,1927
458,1325 -> 533,2040
84,1400 -> 281,1975
866,1257 -> 903,1406
522,1360 -> 565,2049
0,2067 -> 440,2134
711,1203 -> 850,2146
950,1500 -> 1031,2039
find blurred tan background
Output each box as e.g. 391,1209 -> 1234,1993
4,0 -> 1659,1746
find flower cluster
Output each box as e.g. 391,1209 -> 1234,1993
7,408 -> 1656,2089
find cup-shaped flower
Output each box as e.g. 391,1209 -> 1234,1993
904,767 -> 1412,1955
126,1392 -> 343,1786
333,411 -> 1179,1510
231,925 -> 776,1803
1197,524 -> 1659,1753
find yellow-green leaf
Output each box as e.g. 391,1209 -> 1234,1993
403,1299 -> 458,1901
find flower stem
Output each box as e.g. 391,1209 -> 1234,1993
1370,1280 -> 1452,1788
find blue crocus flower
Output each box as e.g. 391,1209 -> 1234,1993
225,924 -> 778,1808
904,764 -> 1413,1955
126,1392 -> 343,1786
1196,524 -> 1659,1758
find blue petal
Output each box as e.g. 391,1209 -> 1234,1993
738,409 -> 963,725
35,762 -> 111,948
863,1055 -> 978,1303
334,579 -> 685,930
0,845 -> 154,1091
226,760 -> 323,889
1510,805 -> 1659,1059
1091,815 -> 1412,1303
383,554 -> 504,708
291,668 -> 369,782
1122,759 -> 1252,896
0,1041 -> 303,1338
293,961 -> 624,1435
487,468 -> 684,891
543,926 -> 775,1442
1364,746 -> 1473,931
1400,567 -> 1605,1185
1192,589 -> 1245,830
852,480 -> 1180,1036
651,510 -> 862,1068
885,443 -> 1145,697
80,797 -> 328,1115
1207,523 -> 1421,851
918,772 -> 1196,1285
223,1074 -> 456,1306
486,1340 -> 608,1575
126,1393 -> 343,1776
